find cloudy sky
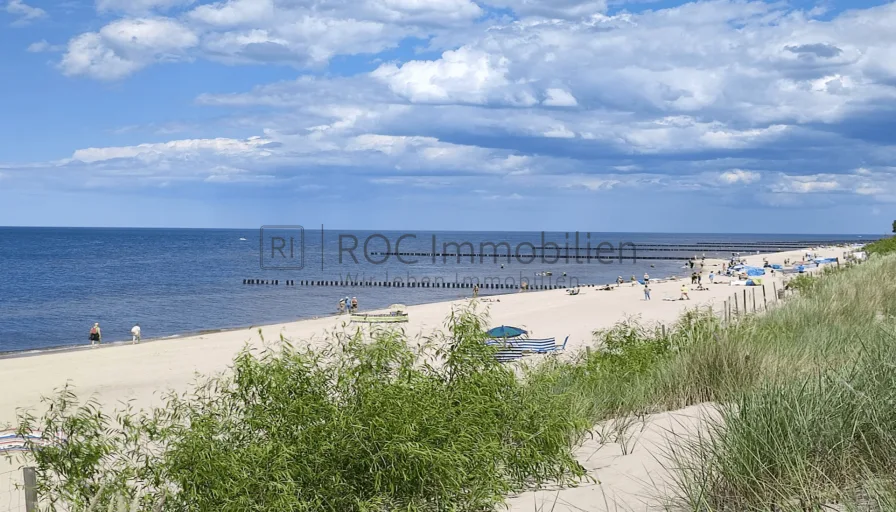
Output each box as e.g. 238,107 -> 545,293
1,0 -> 894,232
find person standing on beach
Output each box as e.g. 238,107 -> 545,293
131,323 -> 141,344
643,273 -> 650,285
709,271 -> 715,284
473,284 -> 479,298
643,285 -> 651,300
680,284 -> 690,300
351,297 -> 358,311
89,323 -> 101,346
631,275 -> 637,286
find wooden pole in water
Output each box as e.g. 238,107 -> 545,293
762,284 -> 767,310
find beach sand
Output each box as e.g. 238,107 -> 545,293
0,246 -> 852,510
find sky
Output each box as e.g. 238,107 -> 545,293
0,0 -> 894,233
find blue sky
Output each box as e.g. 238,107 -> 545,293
1,0 -> 894,233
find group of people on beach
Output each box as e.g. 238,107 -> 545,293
88,322 -> 142,346
338,297 -> 359,313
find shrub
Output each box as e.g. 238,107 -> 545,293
15,307 -> 588,512
865,236 -> 896,256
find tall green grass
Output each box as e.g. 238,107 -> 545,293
670,254 -> 896,510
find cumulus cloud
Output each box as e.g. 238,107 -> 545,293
59,0 -> 488,79
718,170 -> 762,185
543,88 -> 578,107
372,47 -> 537,105
5,0 -> 46,24
8,0 -> 896,220
60,18 -> 198,80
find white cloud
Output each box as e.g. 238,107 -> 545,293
68,136 -> 275,164
718,169 -> 761,184
10,0 -> 896,219
187,0 -> 274,27
60,18 -> 198,80
371,0 -> 482,24
372,47 -> 537,105
543,88 -> 578,107
5,0 -> 46,24
543,125 -> 576,138
27,40 -> 64,52
481,0 -> 608,19
771,174 -> 843,194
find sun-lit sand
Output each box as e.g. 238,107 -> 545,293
0,246 -> 855,510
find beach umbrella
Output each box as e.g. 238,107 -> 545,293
487,325 -> 528,338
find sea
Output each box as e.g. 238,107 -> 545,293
0,227 -> 875,353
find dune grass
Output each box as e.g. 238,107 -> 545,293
668,253 -> 896,510
12,253 -> 896,511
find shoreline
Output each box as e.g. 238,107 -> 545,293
0,243 -> 854,360
0,269 -> 682,359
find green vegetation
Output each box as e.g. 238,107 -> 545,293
12,253 -> 896,511
16,309 -> 589,511
865,235 -> 896,256
672,253 -> 896,510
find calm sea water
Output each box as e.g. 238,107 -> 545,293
0,227 -> 873,353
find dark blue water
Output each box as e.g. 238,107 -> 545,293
0,227 -> 874,352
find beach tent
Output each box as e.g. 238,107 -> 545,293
746,268 -> 765,276
487,325 -> 528,339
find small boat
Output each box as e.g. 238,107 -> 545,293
350,311 -> 409,324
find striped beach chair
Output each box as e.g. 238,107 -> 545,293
507,336 -> 569,354
0,430 -> 50,453
493,347 -> 527,363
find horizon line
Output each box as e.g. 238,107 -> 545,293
0,225 -> 884,237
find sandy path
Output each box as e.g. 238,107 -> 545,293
0,246 -> 852,510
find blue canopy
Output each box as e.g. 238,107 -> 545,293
487,325 -> 528,338
746,268 -> 765,276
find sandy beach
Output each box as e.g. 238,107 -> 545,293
0,246 -> 853,510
